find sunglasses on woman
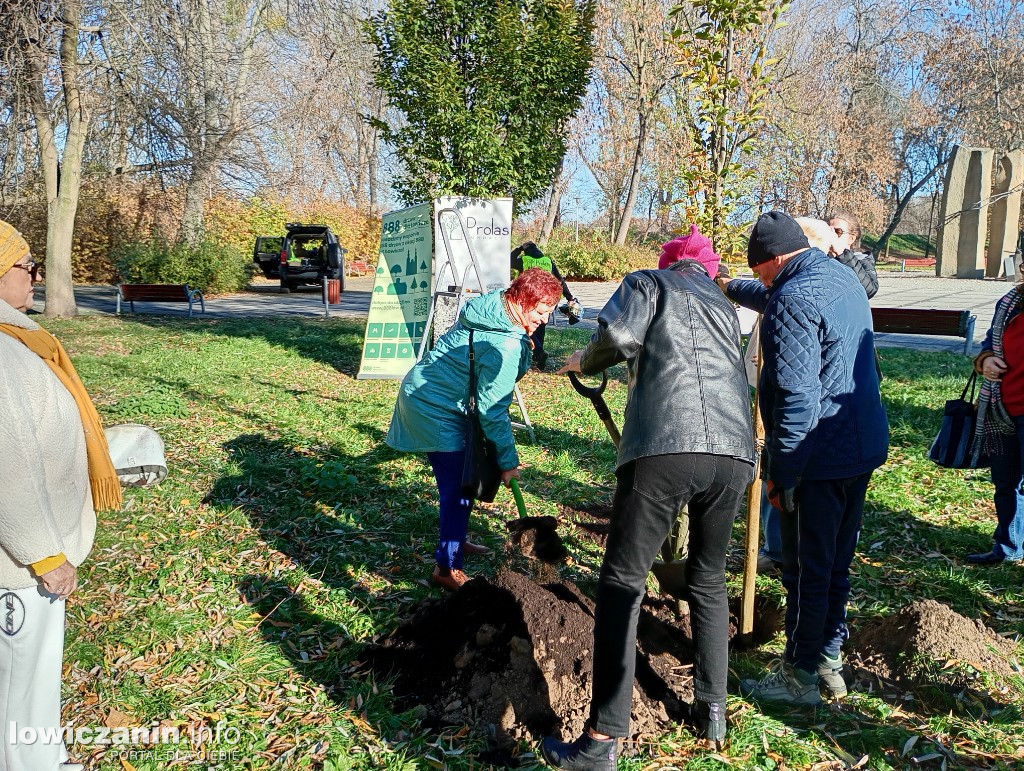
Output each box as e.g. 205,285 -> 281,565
10,260 -> 41,280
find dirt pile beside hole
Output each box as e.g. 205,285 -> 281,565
853,599 -> 1020,686
361,568 -> 783,757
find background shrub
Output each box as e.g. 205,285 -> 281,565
7,181 -> 381,285
113,238 -> 256,294
543,235 -> 656,280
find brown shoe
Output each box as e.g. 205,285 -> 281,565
432,566 -> 470,591
463,541 -> 493,556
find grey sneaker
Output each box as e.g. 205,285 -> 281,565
817,653 -> 847,699
740,660 -> 823,706
756,552 -> 781,574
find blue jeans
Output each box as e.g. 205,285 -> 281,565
780,473 -> 872,672
427,450 -> 474,570
987,415 -> 1024,560
759,489 -> 783,563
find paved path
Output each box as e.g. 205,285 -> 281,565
39,271 -> 1012,355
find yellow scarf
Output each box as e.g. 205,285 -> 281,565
0,324 -> 122,512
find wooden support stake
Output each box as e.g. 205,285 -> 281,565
740,322 -> 765,637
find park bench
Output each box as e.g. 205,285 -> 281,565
900,257 -> 936,271
871,307 -> 976,356
116,284 -> 205,318
346,260 -> 369,276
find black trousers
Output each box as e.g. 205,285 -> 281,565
780,472 -> 872,671
589,453 -> 752,737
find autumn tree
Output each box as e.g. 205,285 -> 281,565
104,0 -> 278,247
269,0 -> 387,211
366,0 -> 596,206
589,0 -> 684,244
673,0 -> 789,253
749,0 -> 947,244
0,0 -> 100,317
927,0 -> 1024,151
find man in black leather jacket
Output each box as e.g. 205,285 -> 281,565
541,254 -> 756,769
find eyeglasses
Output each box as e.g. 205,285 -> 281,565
10,260 -> 41,280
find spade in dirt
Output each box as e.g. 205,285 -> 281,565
505,478 -> 569,564
567,371 -> 689,599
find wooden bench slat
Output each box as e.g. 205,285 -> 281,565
871,307 -> 974,355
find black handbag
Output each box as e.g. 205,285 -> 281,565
461,330 -> 503,502
929,371 -> 985,469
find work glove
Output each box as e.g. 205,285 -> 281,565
766,480 -> 797,515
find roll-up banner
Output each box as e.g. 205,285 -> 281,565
356,202 -> 434,380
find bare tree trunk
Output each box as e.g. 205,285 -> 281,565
179,161 -> 213,248
614,112 -> 648,246
538,160 -> 566,246
29,0 -> 90,318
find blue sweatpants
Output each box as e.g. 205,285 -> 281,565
428,450 -> 474,570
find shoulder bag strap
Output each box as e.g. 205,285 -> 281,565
467,329 -> 478,416
962,370 -> 979,403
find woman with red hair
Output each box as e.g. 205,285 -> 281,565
387,268 -> 563,589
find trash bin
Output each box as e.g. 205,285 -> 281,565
323,278 -> 342,305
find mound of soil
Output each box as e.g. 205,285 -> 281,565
361,568 -> 781,759
853,599 -> 1020,686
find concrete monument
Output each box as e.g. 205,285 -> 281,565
937,145 -> 1022,280
987,150 -> 1024,277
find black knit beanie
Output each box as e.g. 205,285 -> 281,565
522,242 -> 544,259
747,212 -> 810,267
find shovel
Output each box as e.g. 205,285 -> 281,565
568,371 -> 690,600
506,478 -> 568,563
510,478 -> 528,518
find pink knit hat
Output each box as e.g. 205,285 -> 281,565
658,224 -> 721,277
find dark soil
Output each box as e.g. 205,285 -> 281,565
853,599 -> 1020,687
503,499 -> 614,559
360,568 -> 782,762
557,502 -> 613,549
505,516 -> 568,564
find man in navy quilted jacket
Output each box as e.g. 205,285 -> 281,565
721,211 -> 889,705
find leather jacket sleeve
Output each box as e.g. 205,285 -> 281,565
580,272 -> 656,374
833,249 -> 878,298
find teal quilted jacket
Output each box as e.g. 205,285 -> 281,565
385,290 -> 531,470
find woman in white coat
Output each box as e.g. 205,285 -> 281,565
0,220 -> 121,770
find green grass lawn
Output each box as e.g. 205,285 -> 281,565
45,315 -> 1023,770
863,233 -> 936,264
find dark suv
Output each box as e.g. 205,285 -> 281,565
253,223 -> 346,293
